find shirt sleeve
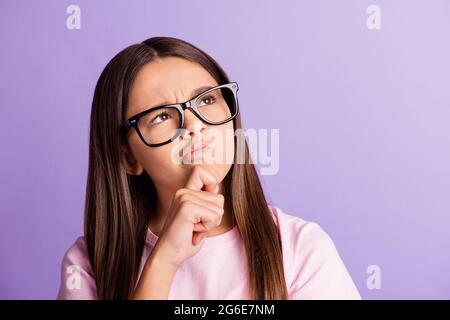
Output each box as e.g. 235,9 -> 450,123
56,236 -> 97,300
287,222 -> 362,300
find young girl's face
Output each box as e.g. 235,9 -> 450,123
122,57 -> 235,192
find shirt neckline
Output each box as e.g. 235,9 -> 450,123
145,224 -> 240,248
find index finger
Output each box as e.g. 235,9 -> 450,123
184,166 -> 218,193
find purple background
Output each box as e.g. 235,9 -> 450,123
1,0 -> 449,299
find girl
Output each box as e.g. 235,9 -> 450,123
57,36 -> 361,300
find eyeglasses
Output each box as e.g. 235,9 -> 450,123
122,82 -> 239,147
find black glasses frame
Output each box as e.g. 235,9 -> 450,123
122,82 -> 239,147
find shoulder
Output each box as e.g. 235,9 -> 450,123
57,236 -> 97,299
268,204 -> 327,247
61,237 -> 90,265
268,205 -> 361,299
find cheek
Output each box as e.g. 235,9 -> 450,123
131,137 -> 188,188
200,123 -> 235,182
206,122 -> 235,163
131,123 -> 236,189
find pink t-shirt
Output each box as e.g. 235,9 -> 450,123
57,205 -> 361,299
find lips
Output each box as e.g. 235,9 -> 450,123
181,141 -> 212,163
190,144 -> 209,154
182,139 -> 210,155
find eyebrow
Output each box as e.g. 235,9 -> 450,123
151,85 -> 216,108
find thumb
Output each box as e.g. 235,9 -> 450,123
192,231 -> 207,246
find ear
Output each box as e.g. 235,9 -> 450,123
120,144 -> 144,176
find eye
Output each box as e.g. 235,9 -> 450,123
198,95 -> 216,107
151,111 -> 171,124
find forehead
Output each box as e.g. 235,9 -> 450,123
126,57 -> 218,117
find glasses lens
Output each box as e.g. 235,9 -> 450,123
137,107 -> 181,145
195,87 -> 237,123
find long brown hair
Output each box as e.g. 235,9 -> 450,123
84,36 -> 288,299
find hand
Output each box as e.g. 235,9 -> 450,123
151,166 -> 225,269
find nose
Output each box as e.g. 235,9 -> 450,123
180,109 -> 206,140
